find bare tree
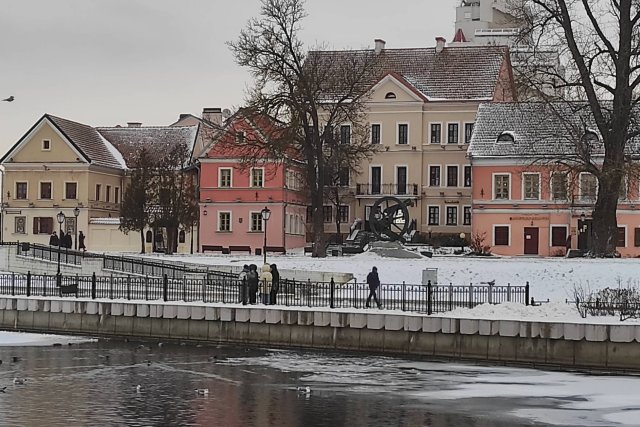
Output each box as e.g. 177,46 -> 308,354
120,148 -> 154,253
511,0 -> 640,255
228,0 -> 380,257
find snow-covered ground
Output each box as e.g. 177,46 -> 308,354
0,331 -> 96,346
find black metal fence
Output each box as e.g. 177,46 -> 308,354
0,271 -> 530,314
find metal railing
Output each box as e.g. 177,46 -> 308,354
356,183 -> 419,197
0,272 -> 530,314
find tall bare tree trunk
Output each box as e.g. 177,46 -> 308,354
139,229 -> 145,254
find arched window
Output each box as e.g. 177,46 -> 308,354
497,131 -> 515,143
145,230 -> 152,243
581,130 -> 599,144
179,230 -> 186,243
385,92 -> 396,99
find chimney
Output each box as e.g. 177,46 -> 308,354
374,38 -> 386,54
127,122 -> 142,128
179,113 -> 190,121
202,107 -> 223,125
435,37 -> 446,53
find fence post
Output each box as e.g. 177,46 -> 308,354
126,275 -> 131,300
11,272 -> 14,296
449,283 -> 453,312
145,275 -> 149,301
427,280 -> 432,315
525,281 -> 530,306
91,272 -> 96,299
330,277 -> 335,309
163,274 -> 168,302
182,276 -> 187,302
402,281 -> 406,312
507,283 -> 511,302
242,278 -> 247,305
488,283 -> 493,304
468,283 -> 473,308
75,273 -> 79,298
43,273 -> 47,297
307,279 -> 311,307
201,275 -> 206,303
109,274 -> 114,299
26,271 -> 31,297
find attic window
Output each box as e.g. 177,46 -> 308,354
236,131 -> 245,143
582,130 -> 599,143
497,132 -> 515,143
385,92 -> 397,99
42,139 -> 51,151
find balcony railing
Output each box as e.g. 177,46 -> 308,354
356,183 -> 419,197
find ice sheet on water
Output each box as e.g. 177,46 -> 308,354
0,331 -> 96,346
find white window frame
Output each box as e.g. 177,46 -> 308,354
218,211 -> 232,232
462,205 -> 471,225
429,122 -> 443,145
549,224 -> 569,247
95,184 -> 101,201
64,181 -> 78,200
446,205 -> 458,226
428,164 -> 441,187
445,164 -> 459,188
14,216 -> 26,234
427,205 -> 440,226
617,224 -> 627,248
39,180 -> 53,200
446,121 -> 460,144
370,123 -> 382,145
106,185 -> 111,202
219,167 -> 233,188
15,181 -> 28,200
369,164 -> 383,193
522,172 -> 541,200
250,211 -> 263,232
492,224 -> 511,246
492,173 -> 511,200
579,172 -> 598,201
463,122 -> 475,145
339,123 -> 352,144
463,165 -> 472,187
338,205 -> 350,223
550,172 -> 568,201
250,167 -> 264,188
396,122 -> 410,145
395,164 -> 409,195
42,139 -> 51,151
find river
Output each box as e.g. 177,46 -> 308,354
0,335 -> 637,426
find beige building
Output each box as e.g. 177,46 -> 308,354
319,39 -> 516,241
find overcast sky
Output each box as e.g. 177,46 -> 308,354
0,0 -> 456,154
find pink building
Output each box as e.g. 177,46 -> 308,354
197,111 -> 306,254
469,102 -> 640,257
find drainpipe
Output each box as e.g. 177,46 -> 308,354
0,166 -> 4,243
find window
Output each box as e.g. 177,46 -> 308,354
428,206 -> 439,225
371,124 -> 381,144
40,182 -> 52,199
447,166 -> 458,187
218,212 -> 231,232
115,187 -> 120,204
250,212 -> 263,232
429,166 -> 441,187
323,206 -> 333,223
219,168 -> 232,188
251,168 -> 264,187
235,131 -> 245,143
340,125 -> 351,144
146,230 -> 153,243
463,165 -> 472,187
447,123 -> 459,144
446,206 -> 458,226
324,125 -> 334,144
65,182 -> 77,200
306,206 -> 313,222
551,226 -> 568,247
396,166 -> 407,195
371,166 -> 382,195
635,228 -> 640,247
42,139 -> 51,150
95,184 -> 101,201
494,174 -> 510,200
338,206 -> 349,222
494,226 -> 509,246
580,173 -> 597,201
385,92 -> 396,99
33,217 -> 53,235
106,185 -> 111,202
14,216 -> 26,234
179,230 -> 186,243
523,173 -> 540,200
16,182 -> 27,200
497,132 -> 515,143
463,206 -> 471,225
617,227 -> 626,247
397,123 -> 408,145
464,123 -> 474,144
338,167 -> 350,186
551,172 -> 568,200
430,124 -> 442,144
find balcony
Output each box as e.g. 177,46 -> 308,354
356,183 -> 419,198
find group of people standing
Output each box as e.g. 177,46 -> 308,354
48,230 -> 86,251
238,263 -> 280,305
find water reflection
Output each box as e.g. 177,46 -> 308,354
0,340 -> 546,426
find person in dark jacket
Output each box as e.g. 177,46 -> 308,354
59,231 -> 66,248
246,264 -> 259,304
64,232 -> 72,249
366,266 -> 382,309
238,264 -> 250,303
270,263 -> 280,305
78,231 -> 86,251
49,232 -> 59,247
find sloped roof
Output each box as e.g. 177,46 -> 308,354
46,115 -> 126,169
97,126 -> 198,166
468,102 -> 640,158
310,45 -> 509,101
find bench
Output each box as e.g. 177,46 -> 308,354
229,245 -> 252,254
202,245 -> 225,253
59,283 -> 78,296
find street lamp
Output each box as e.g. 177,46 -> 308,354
56,211 -> 65,286
459,232 -> 466,253
427,226 -> 433,243
261,206 -> 271,264
73,207 -> 80,250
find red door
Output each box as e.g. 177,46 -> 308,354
524,227 -> 539,255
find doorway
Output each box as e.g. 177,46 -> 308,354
524,227 -> 539,255
577,219 -> 593,252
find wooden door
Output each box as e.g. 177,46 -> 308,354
524,227 -> 539,255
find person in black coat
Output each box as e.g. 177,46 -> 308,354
64,233 -> 72,249
270,264 -> 280,305
49,232 -> 59,247
366,266 -> 382,309
246,264 -> 259,304
78,231 -> 86,251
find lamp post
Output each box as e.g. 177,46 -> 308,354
56,211 -> 65,286
73,207 -> 80,250
459,232 -> 466,253
427,226 -> 433,243
261,206 -> 271,264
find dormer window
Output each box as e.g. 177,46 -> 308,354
497,132 -> 515,143
582,130 -> 599,144
42,139 -> 51,151
385,92 -> 396,99
235,131 -> 245,143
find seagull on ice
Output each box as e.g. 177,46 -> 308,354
0,386 -> 6,393
194,388 -> 209,395
296,386 -> 311,394
136,385 -> 142,393
2,96 -> 14,102
13,377 -> 26,385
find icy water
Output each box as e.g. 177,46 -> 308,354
0,338 -> 637,427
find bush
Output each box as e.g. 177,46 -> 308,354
469,232 -> 491,255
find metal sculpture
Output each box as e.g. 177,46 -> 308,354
368,196 -> 413,242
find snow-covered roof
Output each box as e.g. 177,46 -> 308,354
89,217 -> 121,225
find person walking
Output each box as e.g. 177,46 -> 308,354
270,263 -> 280,305
78,231 -> 86,252
238,264 -> 250,303
49,231 -> 59,247
260,264 -> 273,305
366,266 -> 382,309
64,232 -> 72,249
247,264 -> 259,304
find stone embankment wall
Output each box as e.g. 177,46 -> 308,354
1,296 -> 639,372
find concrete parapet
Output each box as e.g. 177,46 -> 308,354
610,325 -> 635,343
423,317 -> 442,333
177,306 -> 191,320
330,312 -> 347,328
50,300 -> 62,313
564,323 -> 585,341
314,311 -> 330,327
367,313 -> 384,330
16,299 -> 28,311
205,307 -> 219,321
162,305 -> 177,319
149,305 -> 163,318
123,304 -> 136,317
235,308 -> 250,322
220,307 -> 234,322
441,318 -> 459,334
111,303 -> 124,316
385,315 -> 404,331
250,309 -> 266,323
266,310 -> 281,324
404,316 -> 422,332
136,304 -> 149,317
191,307 -> 205,320
460,319 -> 479,335
498,320 -> 519,337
